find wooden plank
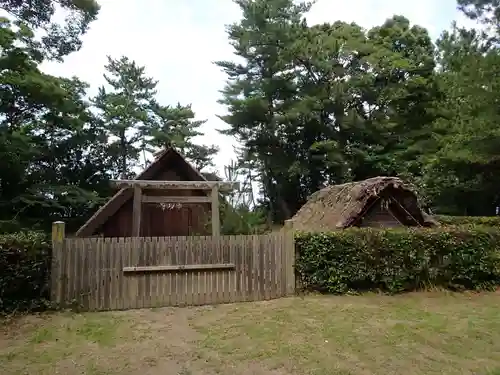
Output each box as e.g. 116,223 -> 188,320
186,237 -> 194,306
283,221 -> 296,295
98,239 -> 105,310
195,237 -> 204,306
89,239 -> 98,310
210,237 -> 218,304
123,263 -> 236,273
111,179 -> 239,191
228,236 -> 236,302
270,234 -> 277,299
122,238 -> 132,309
115,238 -> 124,310
224,237 -> 232,303
211,186 -> 220,235
144,237 -> 153,307
216,237 -> 224,303
81,238 -> 91,309
132,186 -> 142,237
249,235 -> 257,301
177,237 -> 186,307
153,238 -> 162,307
241,236 -> 248,302
264,235 -> 271,300
130,238 -> 141,309
275,232 -> 283,298
171,238 -> 179,306
84,239 -> 94,310
92,238 -> 100,310
142,195 -> 211,204
50,221 -> 65,305
138,238 -> 146,308
204,236 -> 213,304
103,238 -> 112,310
258,236 -> 265,300
65,239 -> 73,305
197,238 -> 205,305
165,237 -> 173,306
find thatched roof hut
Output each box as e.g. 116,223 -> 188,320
290,176 -> 437,232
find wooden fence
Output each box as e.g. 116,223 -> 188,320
51,226 -> 295,311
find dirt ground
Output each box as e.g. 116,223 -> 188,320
1,292 -> 500,375
0,305 -> 280,375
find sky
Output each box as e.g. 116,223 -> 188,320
40,0 -> 477,177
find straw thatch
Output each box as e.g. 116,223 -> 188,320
290,176 -> 437,232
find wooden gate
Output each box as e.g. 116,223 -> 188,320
50,230 -> 295,311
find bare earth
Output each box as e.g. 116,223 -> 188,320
1,292 -> 500,375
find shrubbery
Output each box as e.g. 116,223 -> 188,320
437,215 -> 500,227
0,231 -> 52,313
295,227 -> 500,294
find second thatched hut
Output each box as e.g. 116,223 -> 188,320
290,176 -> 437,232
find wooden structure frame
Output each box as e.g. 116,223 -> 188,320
110,179 -> 239,237
76,147 -> 239,238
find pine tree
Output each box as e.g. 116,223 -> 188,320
144,102 -> 218,171
217,0 -> 311,222
93,56 -> 157,178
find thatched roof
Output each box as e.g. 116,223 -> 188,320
290,176 -> 437,232
76,147 -> 207,237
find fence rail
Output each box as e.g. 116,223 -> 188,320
51,229 -> 294,311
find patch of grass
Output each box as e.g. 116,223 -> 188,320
86,362 -> 112,375
0,312 -> 127,375
73,316 -> 121,346
30,327 -> 55,344
2,293 -> 500,375
191,292 -> 500,375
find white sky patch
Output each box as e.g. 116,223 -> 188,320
38,0 -> 477,176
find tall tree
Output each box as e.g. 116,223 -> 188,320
93,56 -> 157,178
218,2 -> 441,223
217,0 -> 312,222
359,16 -> 439,179
0,17 -> 110,232
144,102 -> 218,171
0,0 -> 100,59
457,0 -> 500,33
419,26 -> 500,215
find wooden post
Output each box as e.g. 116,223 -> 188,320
51,220 -> 65,243
211,185 -> 220,236
132,186 -> 142,237
283,219 -> 296,295
51,221 -> 65,305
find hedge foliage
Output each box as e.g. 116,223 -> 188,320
437,215 -> 500,227
0,231 -> 52,313
295,227 -> 500,294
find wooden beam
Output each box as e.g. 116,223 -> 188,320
211,185 -> 220,235
132,186 -> 142,237
142,195 -> 211,204
110,179 -> 239,191
123,263 -> 235,273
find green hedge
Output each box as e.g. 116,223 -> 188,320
295,228 -> 500,294
437,215 -> 500,227
0,232 -> 52,313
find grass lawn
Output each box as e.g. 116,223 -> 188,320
1,292 -> 500,375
